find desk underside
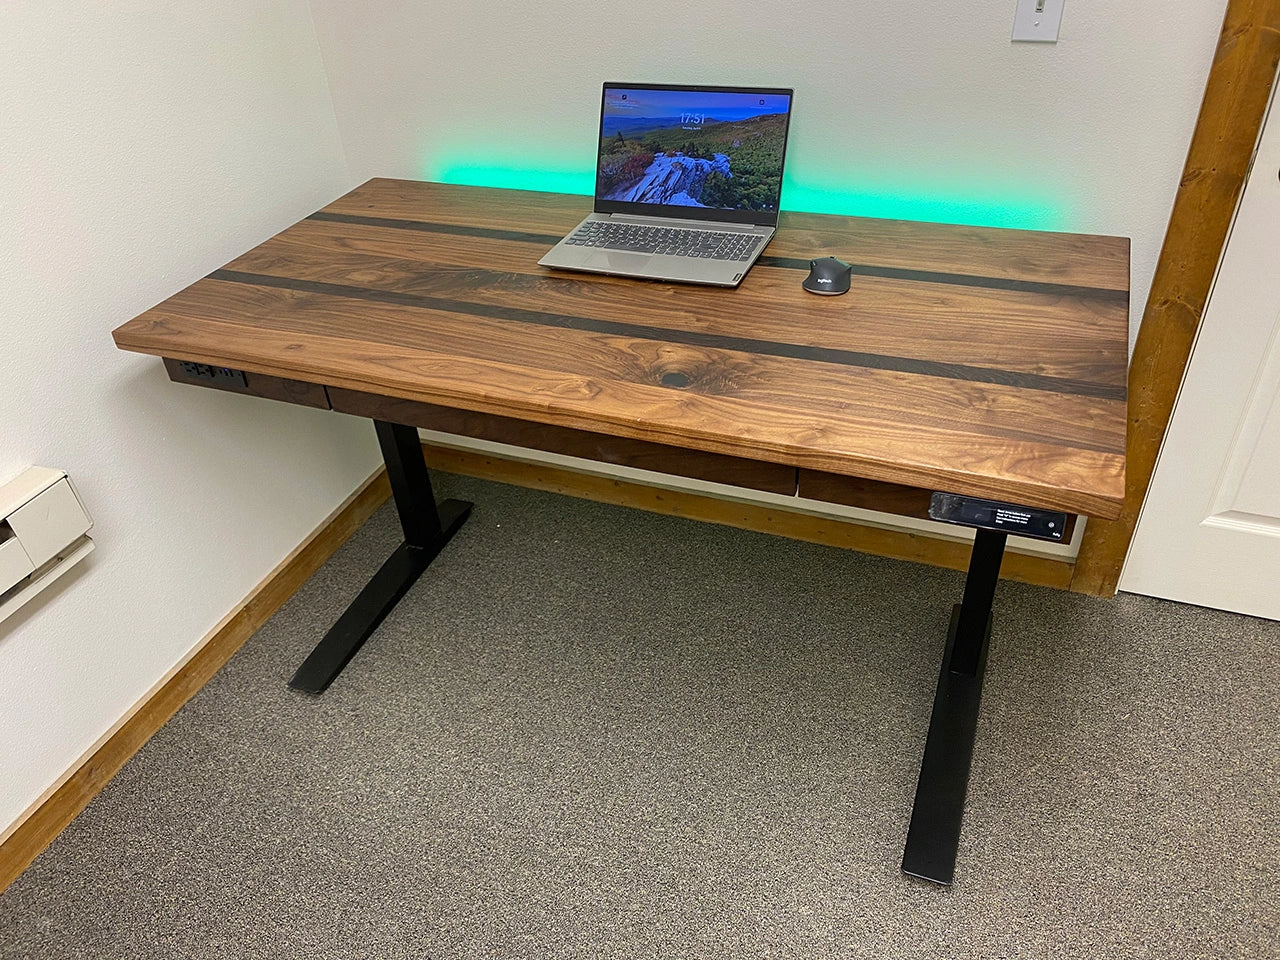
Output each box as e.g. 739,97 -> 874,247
117,180 -> 1128,519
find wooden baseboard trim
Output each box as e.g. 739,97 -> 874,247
0,469 -> 391,895
422,443 -> 1078,592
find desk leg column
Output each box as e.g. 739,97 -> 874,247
901,528 -> 1006,884
289,420 -> 473,695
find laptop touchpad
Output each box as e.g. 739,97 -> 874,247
586,251 -> 653,271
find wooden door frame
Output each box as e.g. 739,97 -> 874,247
1071,0 -> 1280,595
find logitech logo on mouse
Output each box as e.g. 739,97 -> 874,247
802,256 -> 853,296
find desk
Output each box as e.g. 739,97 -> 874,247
112,179 -> 1128,884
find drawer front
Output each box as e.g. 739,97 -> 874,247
328,388 -> 797,495
797,469 -> 934,520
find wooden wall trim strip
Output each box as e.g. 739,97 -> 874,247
0,469 -> 391,895
1072,0 -> 1280,595
422,444 -> 1077,592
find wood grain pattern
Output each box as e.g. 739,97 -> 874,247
1071,0 -> 1280,594
328,386 -> 796,494
330,178 -> 1130,292
114,179 -> 1128,518
225,217 -> 1128,386
796,470 -> 941,520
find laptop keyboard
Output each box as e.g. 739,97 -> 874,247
565,221 -> 766,261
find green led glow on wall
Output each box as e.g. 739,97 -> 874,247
434,162 -> 595,198
432,158 -> 1064,231
783,181 -> 1063,231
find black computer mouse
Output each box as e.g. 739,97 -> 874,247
802,256 -> 853,295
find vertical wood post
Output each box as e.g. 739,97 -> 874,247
1072,0 -> 1280,596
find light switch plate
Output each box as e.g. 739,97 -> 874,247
1012,0 -> 1065,42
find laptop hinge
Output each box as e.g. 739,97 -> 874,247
607,213 -> 767,233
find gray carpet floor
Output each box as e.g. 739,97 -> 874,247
1,473 -> 1276,959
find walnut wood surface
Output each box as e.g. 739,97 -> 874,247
796,470 -> 937,520
114,179 -> 1128,518
328,387 -> 796,494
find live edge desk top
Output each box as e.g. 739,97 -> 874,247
112,178 -> 1128,522
111,179 -> 1129,885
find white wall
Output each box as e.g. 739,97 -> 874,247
0,3 -> 378,836
308,0 -> 1228,349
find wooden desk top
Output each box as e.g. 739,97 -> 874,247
113,179 -> 1128,518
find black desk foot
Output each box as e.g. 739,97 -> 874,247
902,529 -> 1006,885
289,499 -> 470,694
289,420 -> 472,695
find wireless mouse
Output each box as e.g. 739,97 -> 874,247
802,256 -> 853,296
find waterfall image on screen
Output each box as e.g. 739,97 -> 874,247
597,88 -> 791,212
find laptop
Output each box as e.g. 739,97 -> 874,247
539,82 -> 795,287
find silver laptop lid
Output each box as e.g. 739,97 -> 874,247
594,83 -> 794,228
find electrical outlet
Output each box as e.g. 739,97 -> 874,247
1012,0 -> 1064,42
178,361 -> 248,387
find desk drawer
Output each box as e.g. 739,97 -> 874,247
797,469 -> 934,520
329,388 -> 796,495
163,358 -> 330,409
799,469 -> 1078,538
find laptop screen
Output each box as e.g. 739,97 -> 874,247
594,83 -> 794,226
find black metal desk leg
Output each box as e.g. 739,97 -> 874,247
289,420 -> 473,695
901,528 -> 1007,884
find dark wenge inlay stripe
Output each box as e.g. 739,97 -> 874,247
757,257 -> 1129,304
308,212 -> 1127,302
209,268 -> 1126,406
309,211 -> 559,247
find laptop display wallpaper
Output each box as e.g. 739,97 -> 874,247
597,88 -> 791,212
